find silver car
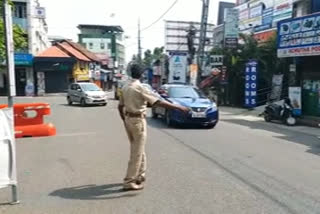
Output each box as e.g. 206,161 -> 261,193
67,83 -> 108,106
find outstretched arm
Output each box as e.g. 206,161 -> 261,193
154,100 -> 190,114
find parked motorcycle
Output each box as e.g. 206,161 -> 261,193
263,98 -> 297,126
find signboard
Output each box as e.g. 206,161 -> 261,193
254,7 -> 274,32
189,64 -> 198,86
224,8 -> 239,40
253,30 -> 276,42
289,87 -> 302,116
239,16 -> 262,31
35,7 -> 46,19
225,38 -> 239,48
168,53 -> 187,84
312,0 -> 320,13
250,5 -> 263,19
269,74 -> 283,101
220,66 -> 228,85
37,72 -> 45,96
25,81 -> 35,97
273,0 -> 293,24
14,53 -> 33,66
277,12 -> 320,57
210,55 -> 223,66
244,60 -> 258,108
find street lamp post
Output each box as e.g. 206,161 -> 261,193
2,0 -> 19,204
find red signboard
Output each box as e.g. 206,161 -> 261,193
254,30 -> 275,43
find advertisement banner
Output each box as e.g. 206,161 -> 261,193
289,87 -> 302,116
269,74 -> 284,101
244,60 -> 258,108
168,53 -> 187,84
239,16 -> 262,31
210,55 -> 223,66
277,12 -> 320,57
254,7 -> 274,32
224,8 -> 239,39
189,64 -> 198,86
263,7 -> 274,25
312,0 -> 320,13
220,66 -> 228,85
250,5 -> 263,19
273,0 -> 293,24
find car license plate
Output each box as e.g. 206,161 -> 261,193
192,112 -> 206,118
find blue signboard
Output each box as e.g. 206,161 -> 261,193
277,12 -> 320,57
254,7 -> 274,33
14,53 -> 33,66
263,8 -> 274,25
312,0 -> 320,13
244,60 -> 258,108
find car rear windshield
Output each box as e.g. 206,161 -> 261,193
169,87 -> 205,99
80,84 -> 101,91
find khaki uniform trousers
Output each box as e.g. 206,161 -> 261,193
124,115 -> 147,183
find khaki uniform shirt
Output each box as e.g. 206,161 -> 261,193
119,79 -> 159,114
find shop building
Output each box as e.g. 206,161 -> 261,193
1,0 -> 50,96
34,41 -> 100,95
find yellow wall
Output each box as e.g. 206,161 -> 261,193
73,61 -> 90,82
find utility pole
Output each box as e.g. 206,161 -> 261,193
138,19 -> 142,64
2,0 -> 19,204
197,0 -> 210,84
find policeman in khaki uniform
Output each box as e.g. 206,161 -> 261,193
118,64 -> 189,191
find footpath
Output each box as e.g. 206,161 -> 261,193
220,106 -> 320,138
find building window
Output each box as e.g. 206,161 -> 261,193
89,43 -> 93,49
107,43 -> 112,50
14,3 -> 27,18
82,43 -> 87,49
101,43 -> 105,49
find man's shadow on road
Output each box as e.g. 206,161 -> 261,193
49,183 -> 139,200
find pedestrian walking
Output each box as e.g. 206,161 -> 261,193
118,64 -> 190,191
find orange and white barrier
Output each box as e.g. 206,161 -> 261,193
0,103 -> 56,138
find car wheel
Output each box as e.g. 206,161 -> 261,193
80,98 -> 86,107
152,109 -> 158,119
285,117 -> 296,126
102,103 -> 107,106
264,114 -> 271,122
67,97 -> 73,105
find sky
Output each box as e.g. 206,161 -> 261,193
40,0 -> 235,61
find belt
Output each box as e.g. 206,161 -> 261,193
125,112 -> 146,118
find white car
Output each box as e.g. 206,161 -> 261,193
67,83 -> 108,106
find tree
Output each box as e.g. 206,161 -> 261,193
143,49 -> 153,67
142,46 -> 166,67
0,0 -> 28,61
210,32 -> 289,106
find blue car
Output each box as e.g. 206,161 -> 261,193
152,84 -> 219,128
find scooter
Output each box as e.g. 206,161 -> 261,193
263,98 -> 297,126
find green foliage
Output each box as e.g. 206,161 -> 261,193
210,32 -> 289,106
143,46 -> 166,67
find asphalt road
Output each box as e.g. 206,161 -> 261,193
0,96 -> 320,214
